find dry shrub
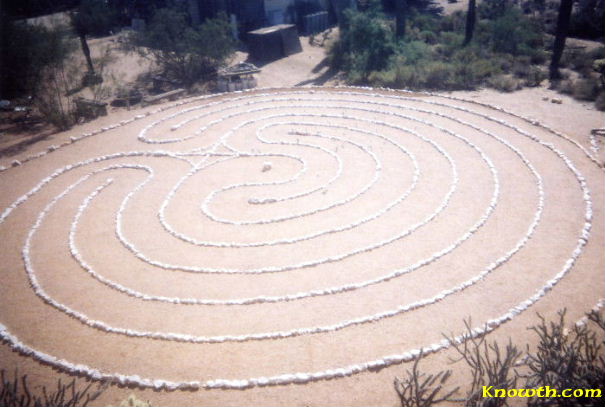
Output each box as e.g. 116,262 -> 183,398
0,370 -> 105,407
396,308 -> 605,407
571,78 -> 601,101
488,74 -> 521,92
524,309 -> 605,407
394,351 -> 459,407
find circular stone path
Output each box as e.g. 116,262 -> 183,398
0,87 -> 603,393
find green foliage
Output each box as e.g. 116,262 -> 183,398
331,0 -> 545,93
568,0 -> 605,40
571,78 -> 601,101
328,1 -> 395,83
477,0 -> 512,20
129,8 -> 235,87
70,0 -> 117,37
0,18 -> 74,98
381,0 -> 443,16
488,74 -> 521,92
595,92 -> 605,111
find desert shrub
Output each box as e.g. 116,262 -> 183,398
333,0 -> 543,92
488,74 -> 521,92
567,0 -> 605,40
572,78 -> 601,101
0,18 -> 74,99
449,49 -> 500,88
129,8 -> 235,87
478,0 -> 510,20
595,92 -> 605,111
439,10 -> 465,32
368,69 -> 397,87
71,0 -> 117,38
418,30 -> 438,44
512,56 -> 533,77
381,0 -> 444,15
525,309 -> 605,406
524,66 -> 547,87
394,351 -> 459,407
395,308 -> 605,407
394,40 -> 432,64
435,32 -> 464,57
488,7 -> 543,57
423,61 -> 454,88
0,370 -> 105,407
562,48 -> 595,76
588,47 -> 605,63
556,79 -> 575,95
0,17 -> 79,129
448,321 -> 522,407
328,1 -> 395,83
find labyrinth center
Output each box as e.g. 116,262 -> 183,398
0,88 -> 603,390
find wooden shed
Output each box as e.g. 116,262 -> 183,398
247,24 -> 302,62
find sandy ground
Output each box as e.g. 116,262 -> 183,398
1,25 -> 604,407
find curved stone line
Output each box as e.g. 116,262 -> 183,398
1,86 -> 599,173
35,118 -> 502,343
4,91 -> 548,334
200,122 -> 379,224
171,120 -> 418,240
133,88 -> 602,168
0,151 -> 193,225
61,114 -> 599,385
58,102 -> 548,345
20,96 -> 498,344
116,111 -> 461,273
69,99 -> 553,311
0,89 -> 594,391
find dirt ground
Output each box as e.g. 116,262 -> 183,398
1,18 -> 604,407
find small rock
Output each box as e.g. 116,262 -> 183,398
262,162 -> 272,172
551,98 -> 563,104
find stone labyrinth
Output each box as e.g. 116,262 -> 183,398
0,87 -> 603,391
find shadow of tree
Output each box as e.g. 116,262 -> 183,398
295,57 -> 339,86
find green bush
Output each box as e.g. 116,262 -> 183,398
438,10 -> 465,32
557,79 -> 575,95
524,66 -> 547,87
129,9 -> 235,87
71,0 -> 117,38
568,0 -> 605,40
595,92 -> 605,111
450,48 -> 500,88
572,78 -> 601,101
489,8 -> 543,57
329,1 -> 395,83
0,18 -> 74,99
333,0 -> 545,94
488,74 -> 521,92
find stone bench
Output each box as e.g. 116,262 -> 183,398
74,97 -> 108,119
142,89 -> 186,106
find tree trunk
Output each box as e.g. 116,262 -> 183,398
188,0 -> 201,25
549,0 -> 573,81
395,0 -> 407,39
79,32 -> 95,75
463,0 -> 476,46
